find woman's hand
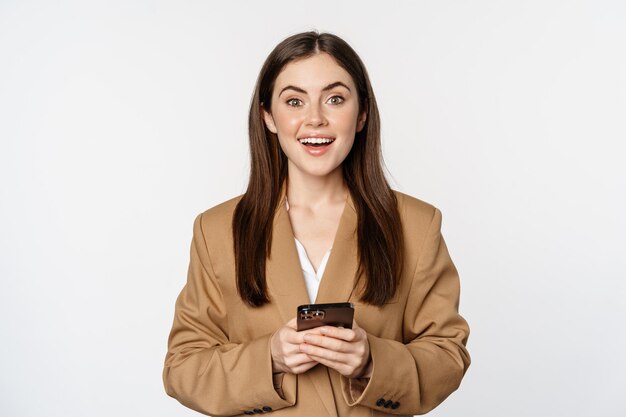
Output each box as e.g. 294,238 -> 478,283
298,320 -> 372,379
270,318 -> 320,375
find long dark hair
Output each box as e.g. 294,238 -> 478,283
232,31 -> 404,307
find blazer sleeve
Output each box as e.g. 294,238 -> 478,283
340,207 -> 471,415
163,213 -> 297,416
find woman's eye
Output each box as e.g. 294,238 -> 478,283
286,98 -> 302,107
328,96 -> 344,105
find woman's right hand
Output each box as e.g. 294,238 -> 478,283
270,317 -> 319,374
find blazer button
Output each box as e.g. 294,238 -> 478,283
384,400 -> 393,408
376,398 -> 386,407
244,412 -> 254,415
253,409 -> 263,414
391,401 -> 400,409
262,406 -> 272,412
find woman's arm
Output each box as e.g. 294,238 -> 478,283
340,207 -> 471,415
163,213 -> 297,416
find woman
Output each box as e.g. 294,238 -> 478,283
163,31 -> 470,416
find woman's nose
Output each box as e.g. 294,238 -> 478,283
305,103 -> 328,127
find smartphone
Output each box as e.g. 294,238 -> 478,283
297,302 -> 354,331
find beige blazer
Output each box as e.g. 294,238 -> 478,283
163,187 -> 470,416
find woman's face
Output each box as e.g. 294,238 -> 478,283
263,53 -> 367,180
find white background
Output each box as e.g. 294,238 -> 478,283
1,1 -> 625,416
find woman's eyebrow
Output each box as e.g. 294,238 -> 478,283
278,81 -> 351,97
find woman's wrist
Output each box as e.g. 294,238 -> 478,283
355,354 -> 373,379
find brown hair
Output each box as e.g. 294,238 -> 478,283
232,31 -> 404,307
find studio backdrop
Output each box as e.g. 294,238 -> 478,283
1,1 -> 625,416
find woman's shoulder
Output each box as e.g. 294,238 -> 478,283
391,189 -> 445,239
194,194 -> 244,231
201,194 -> 244,215
392,189 -> 439,219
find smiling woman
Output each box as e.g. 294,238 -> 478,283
262,53 -> 366,180
163,31 -> 471,417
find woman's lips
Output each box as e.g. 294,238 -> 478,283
296,136 -> 335,156
299,139 -> 334,156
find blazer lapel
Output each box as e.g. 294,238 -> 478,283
314,191 -> 359,304
266,185 -> 310,324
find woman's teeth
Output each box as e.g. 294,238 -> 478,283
298,137 -> 335,145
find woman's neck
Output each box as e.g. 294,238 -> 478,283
285,168 -> 348,211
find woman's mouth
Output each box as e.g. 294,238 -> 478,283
297,137 -> 335,156
298,137 -> 335,147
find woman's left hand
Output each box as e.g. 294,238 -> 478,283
299,320 -> 372,379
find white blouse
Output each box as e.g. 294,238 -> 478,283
285,198 -> 332,303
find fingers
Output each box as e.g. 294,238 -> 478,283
282,324 -> 326,344
273,319 -> 369,376
277,351 -> 318,375
283,352 -> 316,368
301,348 -> 368,379
272,319 -> 323,375
303,353 -> 355,377
297,322 -> 371,378
290,360 -> 319,374
277,337 -> 318,375
314,325 -> 358,342
300,335 -> 367,360
302,333 -> 350,352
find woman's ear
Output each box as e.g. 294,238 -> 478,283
262,107 -> 278,134
356,108 -> 367,132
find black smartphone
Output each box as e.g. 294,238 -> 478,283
297,302 -> 354,331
